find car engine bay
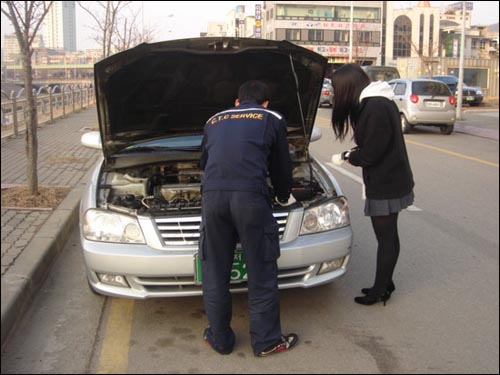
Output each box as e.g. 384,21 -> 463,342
97,160 -> 331,216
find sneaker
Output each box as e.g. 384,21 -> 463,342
255,333 -> 299,357
203,328 -> 233,355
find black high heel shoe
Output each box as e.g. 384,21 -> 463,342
361,280 -> 395,296
354,290 -> 392,306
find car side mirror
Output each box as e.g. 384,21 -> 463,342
311,127 -> 322,142
81,131 -> 102,150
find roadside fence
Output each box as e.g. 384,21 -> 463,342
1,83 -> 95,138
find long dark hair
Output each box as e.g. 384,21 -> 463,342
331,64 -> 371,140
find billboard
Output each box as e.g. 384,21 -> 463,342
255,4 -> 262,38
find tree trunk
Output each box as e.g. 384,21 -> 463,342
22,52 -> 39,196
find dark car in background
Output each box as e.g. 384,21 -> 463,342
420,75 -> 483,106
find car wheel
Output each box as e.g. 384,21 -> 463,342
440,125 -> 454,135
401,114 -> 412,134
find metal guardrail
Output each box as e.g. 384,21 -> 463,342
1,83 -> 95,138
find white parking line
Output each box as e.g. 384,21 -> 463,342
326,162 -> 422,212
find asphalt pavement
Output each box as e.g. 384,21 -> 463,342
1,102 -> 498,347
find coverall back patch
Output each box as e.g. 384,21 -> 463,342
210,112 -> 264,125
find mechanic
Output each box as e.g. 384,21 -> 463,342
199,80 -> 298,357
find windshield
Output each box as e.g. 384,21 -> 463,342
121,134 -> 203,152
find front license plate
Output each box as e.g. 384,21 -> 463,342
195,250 -> 247,284
466,96 -> 474,101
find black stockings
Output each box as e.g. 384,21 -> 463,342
370,213 -> 400,294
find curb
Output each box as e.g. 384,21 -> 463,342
1,182 -> 85,346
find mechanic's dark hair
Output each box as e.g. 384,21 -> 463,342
238,80 -> 271,104
331,64 -> 371,141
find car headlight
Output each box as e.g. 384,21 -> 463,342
300,197 -> 350,235
83,209 -> 145,243
476,90 -> 483,95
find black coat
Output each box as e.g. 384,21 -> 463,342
348,97 -> 414,200
200,101 -> 293,201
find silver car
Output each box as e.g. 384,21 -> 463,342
389,78 -> 456,135
80,38 -> 353,299
319,80 -> 334,107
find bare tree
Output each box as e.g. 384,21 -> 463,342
351,30 -> 371,66
112,7 -> 156,52
78,1 -> 131,58
1,1 -> 53,195
77,1 -> 154,57
409,38 -> 440,77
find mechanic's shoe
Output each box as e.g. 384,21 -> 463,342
203,328 -> 233,355
255,334 -> 299,357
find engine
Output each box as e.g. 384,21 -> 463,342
97,161 -> 327,215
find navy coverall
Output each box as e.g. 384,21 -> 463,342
199,100 -> 293,354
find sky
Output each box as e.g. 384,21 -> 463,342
1,1 -> 499,51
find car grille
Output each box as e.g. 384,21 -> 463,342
133,264 -> 315,293
154,211 -> 289,246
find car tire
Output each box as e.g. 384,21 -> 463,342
401,114 -> 412,134
440,125 -> 454,135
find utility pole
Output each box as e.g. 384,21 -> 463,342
456,1 -> 466,120
349,1 -> 353,63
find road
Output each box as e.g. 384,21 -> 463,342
1,108 -> 498,374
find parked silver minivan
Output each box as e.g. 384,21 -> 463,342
389,78 -> 456,135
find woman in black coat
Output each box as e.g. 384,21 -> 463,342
331,64 -> 415,306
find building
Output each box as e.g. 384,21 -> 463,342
440,1 -> 473,29
226,5 -> 256,37
385,1 -> 441,68
206,22 -> 229,37
262,1 -> 385,73
43,1 -> 77,52
3,34 -> 44,64
203,5 -> 255,38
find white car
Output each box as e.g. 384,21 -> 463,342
80,37 -> 353,298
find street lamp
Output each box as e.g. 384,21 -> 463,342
349,1 -> 353,63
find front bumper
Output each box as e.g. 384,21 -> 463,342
81,225 -> 353,299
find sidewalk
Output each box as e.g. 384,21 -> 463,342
458,102 -> 499,140
1,107 -> 101,345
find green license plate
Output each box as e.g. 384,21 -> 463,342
466,96 -> 474,101
195,250 -> 247,284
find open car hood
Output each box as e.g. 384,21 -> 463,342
94,37 -> 327,161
